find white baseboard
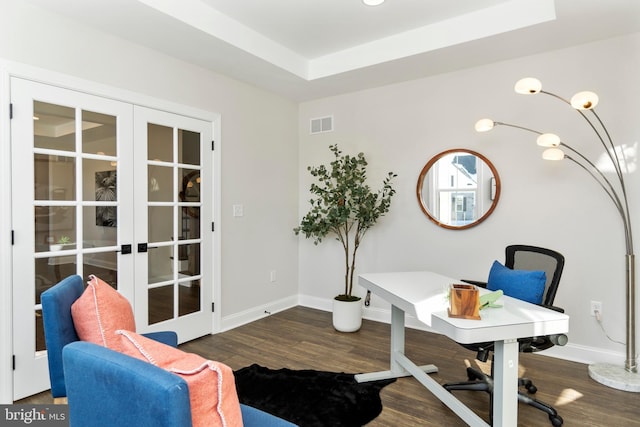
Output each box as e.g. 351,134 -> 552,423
541,341 -> 627,365
298,294 -> 332,312
297,295 -> 441,333
219,295 -> 298,333
297,295 -> 628,367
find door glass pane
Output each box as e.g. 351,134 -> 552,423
148,123 -> 173,162
148,165 -> 173,202
34,101 -> 75,151
149,246 -> 173,284
180,207 -> 200,240
179,169 -> 200,203
83,251 -> 118,290
83,159 -> 117,201
178,129 -> 200,165
34,258 -> 57,304
179,281 -> 200,316
34,154 -> 76,201
149,206 -> 173,243
82,110 -> 117,156
149,285 -> 174,325
35,206 -> 77,253
84,251 -> 117,272
82,207 -> 117,248
38,254 -> 77,291
178,243 -> 200,277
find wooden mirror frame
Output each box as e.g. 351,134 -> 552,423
416,148 -> 501,230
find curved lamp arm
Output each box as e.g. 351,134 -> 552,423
479,78 -> 637,378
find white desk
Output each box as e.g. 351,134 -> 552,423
355,271 -> 569,427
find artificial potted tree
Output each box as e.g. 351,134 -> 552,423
295,145 -> 397,332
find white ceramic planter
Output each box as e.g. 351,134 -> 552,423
50,243 -> 75,251
332,298 -> 362,332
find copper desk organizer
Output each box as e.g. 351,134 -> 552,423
448,283 -> 481,320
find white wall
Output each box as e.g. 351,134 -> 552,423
298,33 -> 640,365
1,0 -> 300,316
2,0 -> 639,403
0,1 -> 299,402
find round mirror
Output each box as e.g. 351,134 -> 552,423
416,149 -> 501,230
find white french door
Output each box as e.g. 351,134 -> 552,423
132,106 -> 212,341
11,78 -> 135,400
10,79 -> 213,400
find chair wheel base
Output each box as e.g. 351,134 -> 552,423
550,414 -> 563,426
520,378 -> 537,394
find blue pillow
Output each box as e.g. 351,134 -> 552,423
487,260 -> 546,304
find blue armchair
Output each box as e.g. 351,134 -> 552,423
41,275 -> 178,402
42,275 -> 296,427
63,342 -> 295,427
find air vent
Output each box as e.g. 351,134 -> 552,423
310,116 -> 333,134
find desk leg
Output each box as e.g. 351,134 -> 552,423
492,339 -> 519,427
355,305 -> 437,383
390,304 -> 405,375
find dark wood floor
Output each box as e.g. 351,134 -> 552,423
20,306 -> 640,426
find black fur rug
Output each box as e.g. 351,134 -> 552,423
234,364 -> 396,427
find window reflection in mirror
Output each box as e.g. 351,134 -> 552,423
416,149 -> 500,229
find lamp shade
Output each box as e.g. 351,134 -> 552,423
514,78 -> 542,94
542,147 -> 565,161
536,133 -> 561,147
570,91 -> 599,110
474,119 -> 495,132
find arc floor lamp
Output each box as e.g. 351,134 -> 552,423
475,77 -> 638,392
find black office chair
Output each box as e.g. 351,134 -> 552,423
444,245 -> 567,427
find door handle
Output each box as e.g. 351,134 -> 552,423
118,244 -> 132,254
137,243 -> 160,253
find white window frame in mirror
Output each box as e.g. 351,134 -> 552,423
416,148 -> 501,230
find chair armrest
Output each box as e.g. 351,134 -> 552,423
142,331 -> 178,348
541,304 -> 564,313
460,279 -> 488,288
63,342 -> 192,427
41,274 -> 84,398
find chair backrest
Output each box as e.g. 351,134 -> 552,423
505,245 -> 565,307
41,274 -> 85,398
63,341 -> 193,427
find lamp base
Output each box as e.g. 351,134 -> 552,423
588,363 -> 640,392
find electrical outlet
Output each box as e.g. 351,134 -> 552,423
590,300 -> 602,317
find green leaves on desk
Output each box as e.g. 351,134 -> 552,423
479,290 -> 503,310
